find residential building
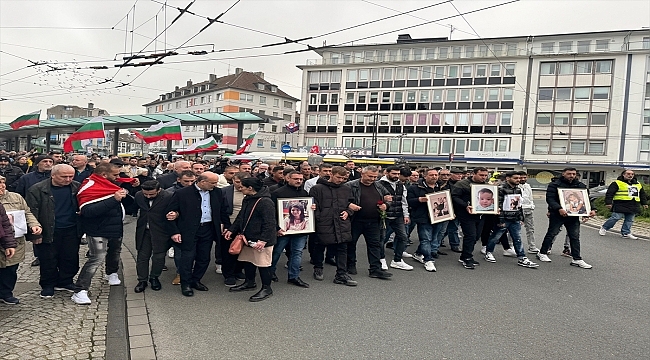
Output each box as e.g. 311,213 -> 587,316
47,103 -> 109,119
143,68 -> 299,152
297,29 -> 650,187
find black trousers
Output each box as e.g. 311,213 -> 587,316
243,262 -> 272,286
312,241 -> 348,277
541,213 -> 582,260
179,225 -> 214,286
459,216 -> 485,261
36,226 -> 80,289
136,230 -> 167,281
350,219 -> 383,272
0,264 -> 19,299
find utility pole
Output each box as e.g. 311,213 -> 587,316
365,112 -> 380,158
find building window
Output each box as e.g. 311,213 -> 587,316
588,141 -> 605,155
643,37 -> 650,49
484,139 -> 495,152
591,113 -> 607,125
541,42 -> 555,53
569,141 -> 586,154
455,139 -> 466,154
175,101 -> 181,108
595,39 -> 610,51
488,89 -> 500,101
428,139 -> 439,153
593,87 -> 610,100
501,113 -> 512,126
554,113 -> 569,126
641,136 -> 650,151
559,62 -> 574,75
504,63 -> 515,76
536,113 -> 551,125
469,139 -> 480,151
503,88 -> 513,101
559,41 -> 573,53
441,139 -> 452,154
460,89 -> 470,101
216,93 -> 223,100
257,139 -> 264,148
438,47 -> 448,59
540,63 -> 556,75
401,139 -> 413,153
490,64 -> 500,77
465,45 -> 475,58
283,114 -> 292,121
498,139 -> 508,152
576,61 -> 592,74
595,60 -> 612,74
259,96 -> 266,105
577,40 -> 591,53
389,139 -> 399,153
476,65 -> 487,77
572,113 -> 588,126
574,88 -> 591,100
556,88 -> 572,100
283,101 -> 293,109
200,96 -> 205,104
551,140 -> 568,154
644,109 -> 650,124
270,140 -> 277,149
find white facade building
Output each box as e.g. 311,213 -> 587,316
297,29 -> 650,187
143,68 -> 299,153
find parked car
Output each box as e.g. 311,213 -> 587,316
588,185 -> 608,202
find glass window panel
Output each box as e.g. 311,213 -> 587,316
596,39 -> 609,51
383,68 -> 394,80
358,92 -> 367,103
433,90 -> 443,102
400,49 -> 410,61
414,139 -> 425,154
441,139 -> 452,154
359,69 -> 368,81
347,70 -> 357,81
331,70 -> 341,82
356,115 -> 365,125
407,91 -> 416,102
533,140 -> 549,154
318,115 -> 327,125
572,113 -> 588,126
539,89 -> 554,101
465,45 -> 475,58
308,115 -> 317,126
392,114 -> 401,125
376,51 -> 385,62
507,44 -> 517,56
346,93 -> 355,103
431,114 -> 440,125
375,138 -> 386,153
394,91 -> 403,102
405,114 -> 414,125
642,137 -> 650,151
479,45 -> 488,57
577,40 -> 591,52
448,66 -> 458,78
395,68 -> 406,80
439,47 -> 448,59
421,66 -> 432,79
492,44 -> 503,56
593,87 -> 610,100
329,115 -> 337,126
476,65 -> 487,77
488,89 -> 500,101
382,92 -> 391,102
455,139 -> 466,154
435,66 -> 445,79
484,139 -> 496,152
452,46 -> 462,58
320,71 -> 330,83
370,69 -> 380,80
330,93 -> 338,104
498,139 -> 508,152
408,67 -> 419,80
458,113 -> 469,125
556,88 -> 572,100
503,88 -> 513,100
462,65 -> 473,78
419,90 -> 429,103
490,64 -> 501,77
501,113 -> 512,125
389,138 -> 399,152
446,89 -> 457,102
444,113 -> 455,125
354,138 -> 363,148
413,48 -> 423,61
370,92 -> 378,103
469,139 -> 480,151
472,113 -> 483,125
595,60 -> 612,73
309,94 -> 317,105
309,72 -> 320,84
486,113 -> 497,125
425,48 -> 436,60
344,115 -> 353,125
402,138 -> 413,152
536,113 -> 551,125
576,61 -> 592,74
574,88 -> 591,100
588,141 -> 605,155
320,94 -> 328,104
353,51 -> 363,63
591,113 -> 607,125
460,89 -> 470,101
418,114 -> 427,125
554,113 -> 569,125
388,50 -> 398,61
379,115 -> 389,126
505,63 -> 515,76
540,63 -> 556,75
428,139 -> 439,153
474,88 -> 485,101
559,41 -> 573,53
541,42 -> 555,53
559,62 -> 574,75
364,51 -> 374,62
551,140 -> 568,154
569,141 -> 585,154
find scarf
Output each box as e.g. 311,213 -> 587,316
77,173 -> 122,209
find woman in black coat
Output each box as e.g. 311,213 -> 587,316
224,178 -> 277,302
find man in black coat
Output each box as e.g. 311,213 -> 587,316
0,155 -> 24,192
16,155 -> 53,198
133,180 -> 173,293
309,166 -> 357,286
345,160 -> 361,181
157,161 -> 191,189
167,172 -> 230,297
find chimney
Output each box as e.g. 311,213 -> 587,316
235,67 -> 243,75
175,86 -> 179,91
87,102 -> 94,109
209,74 -> 217,82
187,80 -> 192,87
253,71 -> 264,79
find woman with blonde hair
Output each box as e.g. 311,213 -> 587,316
0,175 -> 42,304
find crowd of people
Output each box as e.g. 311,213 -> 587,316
1,148 -> 642,306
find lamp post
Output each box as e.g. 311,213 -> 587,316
364,112 -> 380,158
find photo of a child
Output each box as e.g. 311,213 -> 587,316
277,197 -> 315,234
557,189 -> 591,216
470,184 -> 499,214
426,190 -> 455,224
476,188 -> 495,211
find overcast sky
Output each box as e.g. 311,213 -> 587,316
1,0 -> 648,122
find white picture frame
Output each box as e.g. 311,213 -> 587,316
276,197 -> 315,234
558,188 -> 591,216
470,184 -> 499,215
426,190 -> 455,224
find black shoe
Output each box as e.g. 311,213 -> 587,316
190,282 -> 208,291
385,241 -> 394,249
234,272 -> 246,280
460,259 -> 475,270
288,277 -> 309,288
149,277 -> 161,291
333,274 -> 357,287
437,251 -> 448,256
134,281 -> 148,293
369,270 -> 392,280
224,277 -> 237,287
181,285 -> 194,297
450,247 -> 462,253
249,286 -> 273,302
229,282 -> 257,292
325,257 -> 337,266
40,288 -> 54,299
271,272 -> 279,282
347,265 -> 357,275
54,284 -> 75,292
1,296 -> 19,305
313,268 -> 324,281
31,258 -> 40,267
162,265 -> 168,271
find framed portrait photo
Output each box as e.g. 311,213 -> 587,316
276,197 -> 315,234
558,188 -> 591,216
426,190 -> 455,224
502,194 -> 522,211
470,184 -> 499,215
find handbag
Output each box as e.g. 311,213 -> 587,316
228,198 -> 262,255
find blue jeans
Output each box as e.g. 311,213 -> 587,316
415,222 -> 443,262
75,236 -> 122,292
270,234 -> 308,279
381,217 -> 407,261
443,219 -> 461,248
486,221 -> 525,258
602,212 -> 636,235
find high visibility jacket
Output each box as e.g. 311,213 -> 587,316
613,180 -> 642,202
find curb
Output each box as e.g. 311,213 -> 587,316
581,218 -> 650,241
106,263 -> 130,360
121,247 -> 157,360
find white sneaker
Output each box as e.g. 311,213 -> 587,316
622,234 -> 639,239
503,248 -> 517,257
518,257 -> 539,268
71,290 -> 91,305
105,273 -> 121,286
167,247 -> 175,258
536,253 -> 552,262
380,258 -> 388,271
424,260 -> 437,272
215,264 -> 222,274
598,227 -> 606,236
390,260 -> 414,271
570,259 -> 593,269
480,246 -> 487,255
484,252 -> 496,263
402,251 -> 413,259
412,253 -> 425,264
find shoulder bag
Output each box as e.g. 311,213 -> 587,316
229,198 -> 262,255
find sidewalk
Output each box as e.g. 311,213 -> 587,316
585,216 -> 650,240
0,248 -> 109,360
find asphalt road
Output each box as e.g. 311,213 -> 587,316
121,200 -> 650,360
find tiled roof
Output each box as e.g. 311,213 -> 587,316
143,71 -> 299,106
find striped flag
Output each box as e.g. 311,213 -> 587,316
131,119 -> 182,144
177,137 -> 218,155
10,111 -> 40,130
63,117 -> 105,152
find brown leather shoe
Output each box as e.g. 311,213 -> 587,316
171,274 -> 181,285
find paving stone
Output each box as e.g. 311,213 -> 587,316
129,334 -> 153,349
130,346 -> 156,360
128,324 -> 151,336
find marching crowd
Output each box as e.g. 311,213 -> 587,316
0,149 -> 646,305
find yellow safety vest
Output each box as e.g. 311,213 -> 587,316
613,180 -> 642,202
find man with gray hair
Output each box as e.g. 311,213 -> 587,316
346,165 -> 393,279
157,161 -> 191,189
72,154 -> 93,183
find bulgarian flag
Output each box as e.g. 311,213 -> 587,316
177,136 -> 218,155
235,130 -> 258,155
63,117 -> 105,152
132,119 -> 182,144
10,110 -> 40,130
77,173 -> 123,210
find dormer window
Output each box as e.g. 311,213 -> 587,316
270,86 -> 277,93
258,83 -> 265,91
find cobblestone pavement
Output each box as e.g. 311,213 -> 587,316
0,247 -> 110,360
587,215 -> 650,240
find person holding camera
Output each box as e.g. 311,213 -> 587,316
224,177 -> 277,302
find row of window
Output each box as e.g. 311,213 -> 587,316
540,60 -> 612,75
539,39 -> 612,54
533,139 -> 606,155
536,113 -> 608,126
161,83 -> 279,101
340,137 -> 511,155
538,87 -> 611,101
324,43 -> 520,65
306,112 -> 513,127
344,64 -> 516,83
236,93 -> 293,108
256,139 -> 284,148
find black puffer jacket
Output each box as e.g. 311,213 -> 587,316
451,178 -> 487,219
497,182 -> 523,222
546,176 -> 587,214
407,178 -> 439,224
0,165 -> 24,192
229,187 -> 276,247
604,176 -> 648,214
80,195 -> 125,239
309,177 -> 353,245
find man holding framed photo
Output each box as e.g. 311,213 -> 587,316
538,167 -> 595,269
